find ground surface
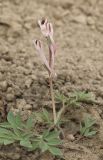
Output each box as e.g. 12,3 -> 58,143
0,0 -> 103,159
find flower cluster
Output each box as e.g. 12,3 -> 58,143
33,18 -> 56,77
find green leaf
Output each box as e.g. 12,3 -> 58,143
0,122 -> 11,128
47,139 -> 62,146
80,123 -> 86,135
84,128 -> 90,136
20,139 -> 32,148
7,112 -> 16,128
4,139 -> 15,145
45,131 -> 59,141
15,113 -> 22,127
0,128 -> 18,140
22,132 -> 33,139
42,130 -> 49,138
48,146 -> 62,156
39,140 -> 49,152
13,128 -> 22,138
0,139 -> 4,144
31,141 -> 39,150
84,131 -> 97,137
0,128 -> 15,137
26,115 -> 34,129
42,109 -> 50,123
39,140 -> 48,152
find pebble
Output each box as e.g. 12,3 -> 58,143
71,14 -> 87,24
0,81 -> 8,91
16,99 -> 26,110
87,16 -> 95,25
25,104 -> 32,110
67,134 -> 75,141
25,78 -> 33,88
6,93 -> 15,102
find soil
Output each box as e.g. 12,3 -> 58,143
0,0 -> 103,159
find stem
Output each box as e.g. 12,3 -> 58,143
49,76 -> 56,124
56,99 -> 66,123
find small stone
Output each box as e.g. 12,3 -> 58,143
31,74 -> 37,80
6,94 -> 15,102
25,104 -> 32,110
25,78 -> 33,88
7,87 -> 13,93
16,99 -> 26,110
71,14 -> 87,24
0,81 -> 8,91
67,134 -> 75,141
87,16 -> 95,25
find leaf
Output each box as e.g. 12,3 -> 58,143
47,139 -> 62,146
48,146 -> 62,156
0,139 -> 4,144
31,141 -> 39,150
0,128 -> 15,137
84,117 -> 96,128
22,132 -> 34,139
7,112 -> 16,128
4,139 -> 15,145
84,131 -> 97,137
45,131 -> 59,141
84,128 -> 90,136
20,139 -> 32,148
26,115 -> 34,129
0,122 -> 11,128
15,113 -> 22,127
80,123 -> 86,135
39,140 -> 49,152
13,128 -> 22,138
42,108 -> 50,123
0,128 -> 18,140
42,130 -> 49,138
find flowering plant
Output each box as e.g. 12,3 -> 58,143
33,18 -> 57,124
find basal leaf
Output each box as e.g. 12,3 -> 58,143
47,138 -> 62,146
85,131 -> 97,137
0,128 -> 14,136
42,108 -> 50,123
0,139 -> 4,144
30,141 -> 39,150
20,139 -> 32,148
39,140 -> 48,152
48,146 -> 62,156
7,112 -> 16,128
0,128 -> 18,140
45,131 -> 59,141
26,115 -> 34,129
42,130 -> 49,138
4,139 -> 15,145
15,113 -> 22,127
0,122 -> 11,128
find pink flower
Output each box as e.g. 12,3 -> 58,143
33,39 -> 51,73
33,19 -> 57,77
38,19 -> 54,42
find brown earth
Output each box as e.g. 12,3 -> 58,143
0,0 -> 103,159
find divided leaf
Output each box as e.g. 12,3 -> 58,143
80,116 -> 97,137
